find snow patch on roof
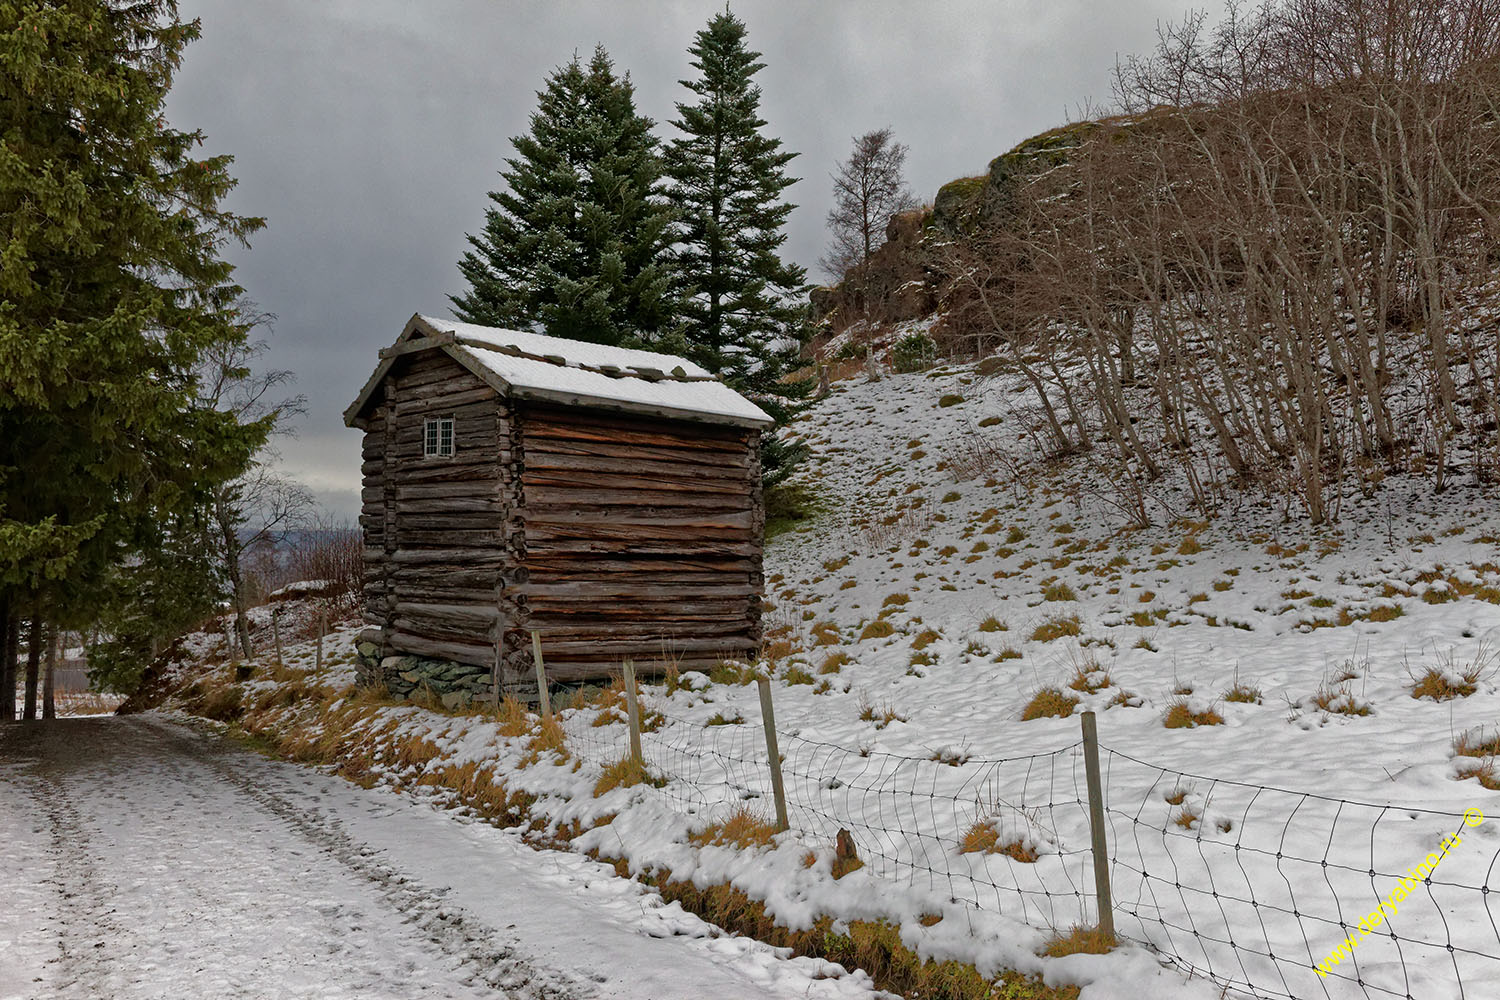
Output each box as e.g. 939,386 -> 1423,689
415,315 -> 772,427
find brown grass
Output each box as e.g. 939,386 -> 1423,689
1411,667 -> 1478,702
494,695 -> 531,736
1162,698 -> 1224,729
1310,685 -> 1371,716
1454,728 -> 1500,758
1068,665 -> 1111,694
1222,683 -> 1261,704
1041,925 -> 1117,958
1031,615 -> 1081,642
959,820 -> 1039,862
1021,687 -> 1079,721
632,872 -> 1076,1000
689,808 -> 781,850
522,715 -> 570,764
593,756 -> 665,797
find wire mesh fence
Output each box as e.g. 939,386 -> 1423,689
557,684 -> 1500,1000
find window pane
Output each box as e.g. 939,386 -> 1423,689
440,418 -> 454,455
424,420 -> 437,456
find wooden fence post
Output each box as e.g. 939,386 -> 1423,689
757,676 -> 790,832
530,630 -> 551,718
622,658 -> 644,768
315,610 -> 326,673
491,633 -> 502,706
272,611 -> 283,668
1080,710 -> 1116,939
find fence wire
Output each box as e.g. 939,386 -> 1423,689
557,699 -> 1500,1000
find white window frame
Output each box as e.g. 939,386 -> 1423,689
423,417 -> 455,458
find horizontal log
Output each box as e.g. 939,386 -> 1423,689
522,451 -> 749,483
367,458 -> 499,483
393,601 -> 499,625
392,616 -> 498,644
522,405 -> 748,447
397,529 -> 507,547
524,539 -> 759,558
390,548 -> 510,566
519,581 -> 758,599
391,385 -> 497,411
520,470 -> 746,496
523,522 -> 750,544
390,497 -> 503,516
386,630 -> 496,667
521,486 -> 751,510
395,481 -> 502,500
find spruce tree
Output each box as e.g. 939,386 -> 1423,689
665,10 -> 810,486
452,46 -> 677,346
0,1 -> 268,709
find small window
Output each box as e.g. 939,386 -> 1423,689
423,417 -> 454,457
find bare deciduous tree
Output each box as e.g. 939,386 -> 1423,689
197,310 -> 310,655
942,0 -> 1500,525
820,127 -> 917,280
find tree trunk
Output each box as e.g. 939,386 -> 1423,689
0,601 -> 11,723
23,615 -> 41,721
43,628 -> 57,720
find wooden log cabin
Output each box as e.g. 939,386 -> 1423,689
343,313 -> 772,701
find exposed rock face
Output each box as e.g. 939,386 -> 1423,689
815,119 -> 1111,336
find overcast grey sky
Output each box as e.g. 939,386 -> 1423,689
167,0 -> 1222,519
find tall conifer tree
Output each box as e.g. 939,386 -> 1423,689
452,46 -> 677,346
665,9 -> 809,486
0,1 -> 268,710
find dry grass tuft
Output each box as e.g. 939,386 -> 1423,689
1031,615 -> 1081,642
859,620 -> 896,641
1162,698 -> 1224,729
959,820 -> 1039,862
858,696 -> 908,729
1222,683 -> 1261,704
495,695 -> 531,737
1041,925 -> 1117,958
1021,687 -> 1079,721
1041,581 -> 1077,602
593,756 -> 665,797
820,651 -> 853,674
1310,684 -> 1371,716
1411,667 -> 1478,701
1068,664 -> 1111,694
1454,728 -> 1500,758
689,807 -> 781,850
522,715 -> 570,764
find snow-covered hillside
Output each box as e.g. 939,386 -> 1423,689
129,355 -> 1500,1000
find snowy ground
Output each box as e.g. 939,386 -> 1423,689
0,716 -> 877,1000
46,354 -> 1500,1000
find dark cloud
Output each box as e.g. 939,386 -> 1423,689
169,0 -> 1223,518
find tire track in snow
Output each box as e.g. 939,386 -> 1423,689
138,716 -> 590,1000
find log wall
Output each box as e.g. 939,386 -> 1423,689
358,346 -> 766,692
359,351 -> 507,672
508,403 -> 764,683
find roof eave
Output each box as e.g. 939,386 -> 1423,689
511,385 -> 773,430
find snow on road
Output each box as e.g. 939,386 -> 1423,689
0,716 -> 876,1000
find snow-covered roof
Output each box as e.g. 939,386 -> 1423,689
344,314 -> 774,429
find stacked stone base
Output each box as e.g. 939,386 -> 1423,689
354,636 -> 497,710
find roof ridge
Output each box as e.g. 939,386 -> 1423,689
452,336 -> 721,384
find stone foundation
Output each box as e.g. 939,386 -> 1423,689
354,637 -> 496,710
